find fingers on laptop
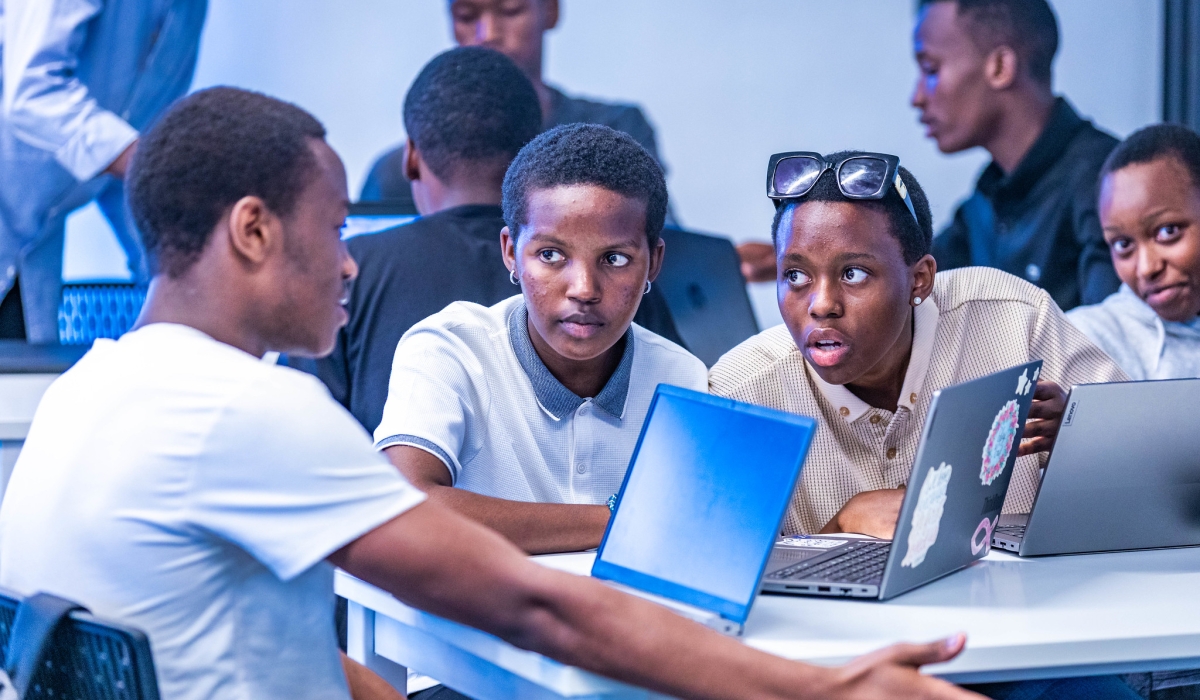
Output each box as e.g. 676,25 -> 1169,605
1027,381 -> 1067,419
1019,380 -> 1067,456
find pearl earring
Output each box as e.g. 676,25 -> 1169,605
913,296 -> 922,306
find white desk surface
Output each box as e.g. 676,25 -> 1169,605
0,373 -> 57,440
337,546 -> 1200,698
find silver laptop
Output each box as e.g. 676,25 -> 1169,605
762,360 -> 1043,600
993,378 -> 1200,557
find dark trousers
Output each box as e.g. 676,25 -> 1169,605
410,675 -> 1147,700
409,686 -> 471,700
0,277 -> 26,339
968,675 -> 1145,700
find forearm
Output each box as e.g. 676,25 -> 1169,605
422,483 -> 610,554
511,567 -> 824,700
334,503 -> 824,700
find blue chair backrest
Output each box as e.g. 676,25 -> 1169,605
58,284 -> 147,345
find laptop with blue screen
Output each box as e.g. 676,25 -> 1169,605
591,385 -> 817,635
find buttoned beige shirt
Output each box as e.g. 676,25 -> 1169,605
710,267 -> 1129,535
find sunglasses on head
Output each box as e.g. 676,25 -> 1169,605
766,151 -> 919,228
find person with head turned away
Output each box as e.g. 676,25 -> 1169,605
0,87 -> 982,700
1068,125 -> 1200,381
708,151 -> 1132,700
375,123 -> 706,561
320,47 -> 682,435
912,0 -> 1120,311
361,0 -> 668,218
316,46 -> 540,433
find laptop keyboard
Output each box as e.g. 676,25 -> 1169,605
771,541 -> 891,584
995,525 -> 1026,538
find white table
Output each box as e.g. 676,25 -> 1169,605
0,341 -> 87,501
338,546 -> 1200,698
0,373 -> 59,500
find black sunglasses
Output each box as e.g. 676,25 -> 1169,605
766,151 -> 919,228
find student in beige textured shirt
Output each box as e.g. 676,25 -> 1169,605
710,150 -> 1127,538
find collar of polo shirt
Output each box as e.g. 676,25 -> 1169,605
805,297 -> 940,423
507,304 -> 636,421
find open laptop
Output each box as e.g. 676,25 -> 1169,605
761,360 -> 1043,601
655,227 -> 759,367
341,202 -> 416,240
993,378 -> 1200,556
591,385 -> 816,635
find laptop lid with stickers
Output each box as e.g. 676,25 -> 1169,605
877,360 -> 1043,600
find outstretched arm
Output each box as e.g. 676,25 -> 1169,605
330,499 -> 982,700
385,444 -> 610,554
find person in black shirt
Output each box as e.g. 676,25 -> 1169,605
359,0 -> 670,223
318,46 -> 680,433
912,0 -> 1120,310
316,47 -> 540,432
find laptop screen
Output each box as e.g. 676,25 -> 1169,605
592,385 -> 815,623
341,214 -> 415,239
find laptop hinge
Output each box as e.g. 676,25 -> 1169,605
600,580 -> 743,636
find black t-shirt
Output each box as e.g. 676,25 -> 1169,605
317,204 -> 683,433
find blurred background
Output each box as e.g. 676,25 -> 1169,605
63,0 -> 1161,326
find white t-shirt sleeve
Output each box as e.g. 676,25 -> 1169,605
188,370 -> 426,581
373,324 -> 484,485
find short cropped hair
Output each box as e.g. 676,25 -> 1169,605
1100,123 -> 1200,192
128,87 -> 326,278
502,123 -> 668,246
919,0 -> 1059,84
404,47 -> 542,183
770,151 -> 934,266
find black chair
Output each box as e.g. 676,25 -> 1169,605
0,587 -> 159,700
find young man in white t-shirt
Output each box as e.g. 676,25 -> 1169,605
375,124 -> 707,555
0,87 -> 980,700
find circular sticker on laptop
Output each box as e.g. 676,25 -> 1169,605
901,462 -> 953,569
981,400 -> 1020,486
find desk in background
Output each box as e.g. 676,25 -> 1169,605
0,342 -> 88,499
339,548 -> 1200,699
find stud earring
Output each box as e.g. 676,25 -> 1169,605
643,280 -> 652,295
510,270 -> 520,286
913,296 -> 922,306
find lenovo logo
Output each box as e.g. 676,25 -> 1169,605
1063,400 -> 1078,427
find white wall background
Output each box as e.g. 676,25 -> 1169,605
66,0 -> 1163,324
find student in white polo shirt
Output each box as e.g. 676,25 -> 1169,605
375,124 -> 708,555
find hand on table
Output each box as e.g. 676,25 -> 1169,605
821,634 -> 983,700
1018,380 -> 1067,456
820,486 -> 906,539
737,241 -> 778,282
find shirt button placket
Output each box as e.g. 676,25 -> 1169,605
573,403 -> 592,503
